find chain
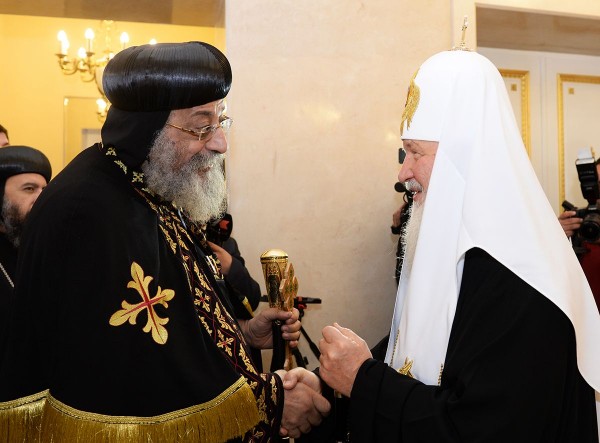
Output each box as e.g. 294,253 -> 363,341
0,261 -> 14,288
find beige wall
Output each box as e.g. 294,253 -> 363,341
226,0 -> 600,366
225,0 -> 452,361
0,14 -> 223,174
3,1 -> 599,367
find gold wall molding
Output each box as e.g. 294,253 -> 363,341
499,69 -> 531,157
557,73 -> 600,207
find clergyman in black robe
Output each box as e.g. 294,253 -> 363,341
0,42 -> 329,442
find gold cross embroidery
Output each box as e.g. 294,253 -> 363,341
109,261 -> 175,345
400,69 -> 420,136
132,171 -> 144,183
217,330 -> 234,356
398,357 -> 415,378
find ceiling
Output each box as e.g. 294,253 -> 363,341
0,0 -> 224,27
477,5 -> 600,56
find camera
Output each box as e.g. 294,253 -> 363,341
562,147 -> 600,242
205,212 -> 233,246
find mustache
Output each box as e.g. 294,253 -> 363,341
185,151 -> 225,171
404,179 -> 423,193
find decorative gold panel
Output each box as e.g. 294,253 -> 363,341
557,74 -> 600,208
499,69 -> 531,157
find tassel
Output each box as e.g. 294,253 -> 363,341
0,390 -> 46,442
2,377 -> 259,443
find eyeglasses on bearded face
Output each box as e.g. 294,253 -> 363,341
166,116 -> 233,142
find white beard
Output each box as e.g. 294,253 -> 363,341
401,200 -> 424,275
142,129 -> 227,224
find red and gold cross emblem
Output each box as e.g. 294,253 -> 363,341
109,261 -> 175,345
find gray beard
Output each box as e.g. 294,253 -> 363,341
1,199 -> 25,249
141,129 -> 227,224
400,200 -> 424,276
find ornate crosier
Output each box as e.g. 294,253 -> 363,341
109,262 -> 175,345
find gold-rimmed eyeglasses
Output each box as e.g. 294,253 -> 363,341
166,116 -> 233,142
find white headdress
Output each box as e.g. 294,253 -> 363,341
386,50 -> 600,395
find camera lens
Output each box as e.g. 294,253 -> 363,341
579,213 -> 600,242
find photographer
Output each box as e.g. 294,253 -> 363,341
209,235 -> 262,318
559,157 -> 600,313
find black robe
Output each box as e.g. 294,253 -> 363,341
0,145 -> 282,442
0,234 -> 16,365
301,248 -> 598,442
349,248 -> 598,442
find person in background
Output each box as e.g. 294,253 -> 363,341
0,146 -> 51,358
0,125 -> 9,147
558,158 -> 600,313
0,42 -> 329,442
291,48 -> 600,442
206,213 -> 262,318
207,215 -> 265,371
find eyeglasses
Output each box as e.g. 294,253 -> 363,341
166,116 -> 233,142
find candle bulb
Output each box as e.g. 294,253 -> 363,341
84,28 -> 94,53
120,32 -> 129,50
96,98 -> 108,115
57,30 -> 69,55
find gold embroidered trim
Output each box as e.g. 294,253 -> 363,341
0,378 -> 259,442
400,69 -> 420,136
389,329 -> 400,364
0,390 -> 47,441
0,389 -> 46,411
45,376 -> 253,424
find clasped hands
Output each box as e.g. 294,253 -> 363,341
239,308 -> 330,438
241,310 -> 372,437
277,322 -> 372,438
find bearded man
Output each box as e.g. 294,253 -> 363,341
0,146 -> 51,358
0,146 -> 51,288
292,49 -> 600,442
0,42 -> 329,442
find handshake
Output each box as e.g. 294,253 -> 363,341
276,367 -> 331,439
274,322 -> 373,439
244,290 -> 371,438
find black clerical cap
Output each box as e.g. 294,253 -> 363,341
102,42 -> 231,112
101,41 -> 232,168
0,145 -> 52,183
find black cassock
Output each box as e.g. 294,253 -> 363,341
0,234 -> 16,364
305,248 -> 598,443
0,145 -> 282,442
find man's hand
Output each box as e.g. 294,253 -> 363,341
319,323 -> 372,397
239,307 -> 301,349
207,241 -> 233,275
558,211 -> 582,238
276,368 -> 331,438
